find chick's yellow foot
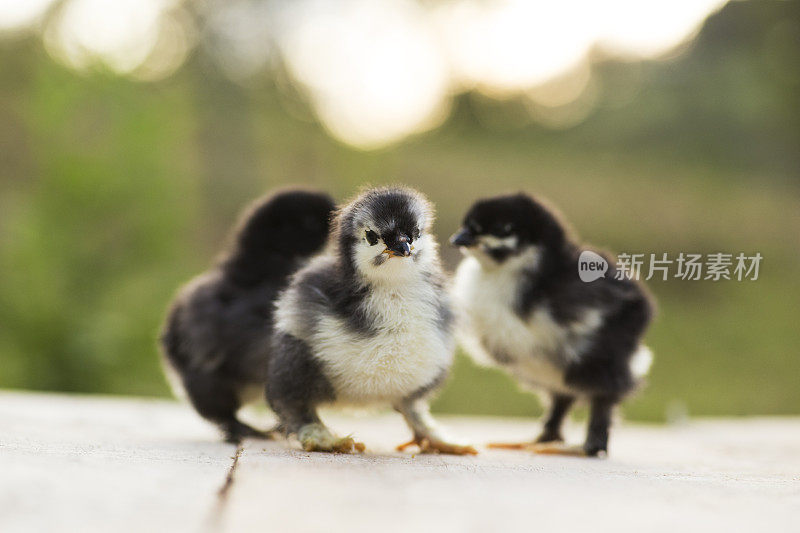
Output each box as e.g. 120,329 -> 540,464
487,440 -> 588,456
486,431 -> 563,450
486,441 -> 537,450
297,423 -> 365,454
396,436 -> 478,456
530,442 -> 588,457
487,430 -> 562,449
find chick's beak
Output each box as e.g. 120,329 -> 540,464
385,235 -> 413,257
450,227 -> 475,247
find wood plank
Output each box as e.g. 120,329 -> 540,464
2,392 -> 799,533
224,412 -> 800,533
0,391 -> 235,533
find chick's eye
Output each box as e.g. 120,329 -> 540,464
365,230 -> 379,246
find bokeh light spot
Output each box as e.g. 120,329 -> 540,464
277,0 -> 450,149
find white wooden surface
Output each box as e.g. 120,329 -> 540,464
1,390 -> 799,533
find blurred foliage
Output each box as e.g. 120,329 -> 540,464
1,1 -> 798,421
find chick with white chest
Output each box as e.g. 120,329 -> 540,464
451,193 -> 654,456
269,187 -> 476,455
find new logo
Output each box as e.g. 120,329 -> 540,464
578,250 -> 608,282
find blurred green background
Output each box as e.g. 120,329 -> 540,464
1,0 -> 798,422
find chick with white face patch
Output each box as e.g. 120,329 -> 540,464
451,193 -> 654,457
269,187 -> 477,455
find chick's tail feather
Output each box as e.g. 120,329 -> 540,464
221,189 -> 335,287
629,345 -> 653,379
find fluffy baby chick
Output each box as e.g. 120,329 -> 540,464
160,189 -> 335,443
451,193 -> 654,457
269,186 -> 476,455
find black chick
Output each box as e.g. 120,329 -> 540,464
160,189 -> 335,443
450,193 -> 654,456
